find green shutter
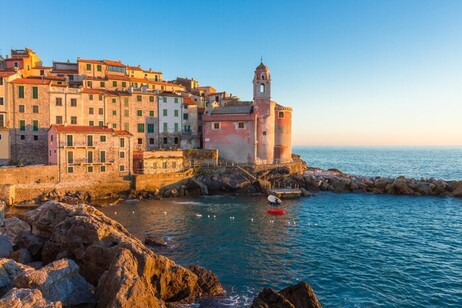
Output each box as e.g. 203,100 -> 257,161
18,86 -> 24,98
147,124 -> 154,133
32,87 -> 38,99
33,120 -> 38,131
19,120 -> 25,131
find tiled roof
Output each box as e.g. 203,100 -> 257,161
210,105 -> 254,115
50,125 -> 114,134
81,88 -> 106,94
0,70 -> 17,77
10,78 -> 51,85
78,59 -> 104,64
114,130 -> 132,136
84,76 -> 107,81
106,74 -> 129,81
103,60 -> 125,67
275,103 -> 293,111
183,97 -> 197,105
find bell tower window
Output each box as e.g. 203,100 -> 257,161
261,74 -> 265,80
260,83 -> 265,93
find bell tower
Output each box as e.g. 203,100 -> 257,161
253,61 -> 275,164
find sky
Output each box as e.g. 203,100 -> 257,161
2,0 -> 462,146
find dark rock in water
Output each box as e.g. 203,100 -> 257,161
144,234 -> 168,247
251,281 -> 322,308
0,287 -> 63,308
279,281 -> 322,308
13,258 -> 96,306
251,287 -> 294,308
0,235 -> 13,258
188,264 -> 224,297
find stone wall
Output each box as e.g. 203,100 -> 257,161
135,169 -> 194,191
0,165 -> 58,185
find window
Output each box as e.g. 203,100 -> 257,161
86,81 -> 92,88
100,166 -> 106,172
174,123 -> 179,132
100,151 -> 106,163
172,162 -> 177,169
32,106 -> 39,113
162,97 -> 167,103
0,115 -> 4,128
18,86 -> 25,98
99,95 -> 103,101
174,137 -> 179,144
32,135 -> 38,141
213,122 -> 220,130
112,110 -> 117,116
124,123 -> 129,131
137,138 -> 142,145
263,131 -> 267,136
99,121 -> 104,127
183,114 -> 188,120
100,135 -> 107,142
67,166 -> 74,173
184,104 -> 188,109
119,165 -> 125,172
119,137 -> 125,147
87,151 -> 93,163
145,123 -> 154,134
99,108 -> 104,115
50,135 -> 53,142
86,64 -> 91,70
112,98 -> 116,103
137,110 -> 142,117
19,105 -> 25,113
0,97 -> 3,106
162,161 -> 167,168
20,135 -> 25,140
56,97 -> 63,106
137,123 -> 144,133
87,135 -> 93,146
174,97 -> 178,104
119,151 -> 125,158
89,94 -> 93,100
123,97 -> 129,106
66,135 -> 73,146
238,122 -> 245,129
32,87 -> 38,99
174,110 -> 179,117
278,112 -> 284,118
149,138 -> 154,145
97,65 -> 102,72
71,98 -> 77,107
163,109 -> 167,116
149,96 -> 154,102
67,151 -> 73,163
56,116 -> 63,124
149,110 -> 154,117
0,78 -> 3,85
71,116 -> 77,124
19,120 -> 25,131
260,83 -> 265,93
89,107 -> 94,114
87,166 -> 93,173
112,81 -> 117,87
122,82 -> 127,88
163,138 -> 167,145
137,95 -> 142,102
89,121 -> 94,126
33,120 -> 39,131
100,82 -> 105,88
124,110 -> 129,117
184,125 -> 191,132
112,124 -> 116,129
163,123 -> 167,132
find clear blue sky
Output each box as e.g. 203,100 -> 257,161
2,0 -> 462,145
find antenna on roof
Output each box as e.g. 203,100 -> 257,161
260,56 -> 263,64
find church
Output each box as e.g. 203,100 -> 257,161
202,62 -> 293,165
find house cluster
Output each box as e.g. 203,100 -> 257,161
0,48 -> 292,180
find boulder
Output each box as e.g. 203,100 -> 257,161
279,281 -> 322,308
414,182 -> 433,195
374,178 -> 389,190
0,236 -> 12,258
0,288 -> 62,308
14,232 -> 47,260
0,258 -> 33,297
188,264 -> 224,297
250,287 -> 294,308
0,201 -> 5,227
13,258 -> 96,306
390,178 -> 414,195
1,217 -> 31,245
433,180 -> 448,195
9,248 -> 32,264
450,181 -> 462,197
330,177 -> 351,193
96,248 -> 163,308
145,234 -> 168,247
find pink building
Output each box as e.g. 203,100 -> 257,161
202,62 -> 293,165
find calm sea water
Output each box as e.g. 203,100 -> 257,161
100,147 -> 462,307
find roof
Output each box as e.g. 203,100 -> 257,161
10,78 -> 51,85
49,125 -> 132,136
275,103 -> 293,111
0,70 -> 17,77
183,97 -> 197,105
106,74 -> 129,81
210,104 -> 254,115
103,60 -> 125,67
256,62 -> 269,71
78,59 -> 104,65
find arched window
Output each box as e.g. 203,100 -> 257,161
261,74 -> 265,80
260,83 -> 265,93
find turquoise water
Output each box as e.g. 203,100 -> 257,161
100,147 -> 462,307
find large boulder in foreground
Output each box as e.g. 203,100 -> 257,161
0,288 -> 62,308
18,201 -> 217,306
251,281 -> 322,308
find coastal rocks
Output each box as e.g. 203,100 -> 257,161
0,236 -> 12,258
1,216 -> 32,245
0,288 -> 62,308
13,258 -> 96,306
188,264 -> 224,297
0,201 -> 5,226
144,234 -> 168,247
0,258 -> 32,296
251,281 -> 322,308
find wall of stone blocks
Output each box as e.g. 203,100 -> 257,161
0,165 -> 58,185
134,169 -> 193,191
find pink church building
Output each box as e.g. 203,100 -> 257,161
202,62 -> 292,165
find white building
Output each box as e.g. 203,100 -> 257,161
158,92 -> 182,149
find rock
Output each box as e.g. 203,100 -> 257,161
450,181 -> 462,197
14,232 -> 47,260
300,188 -> 312,197
0,258 -> 33,297
13,258 -> 96,306
414,182 -> 433,195
0,201 -> 5,227
433,180 -> 447,195
0,288 -> 62,308
0,236 -> 12,258
390,178 -> 414,195
1,217 -> 31,245
145,234 -> 167,247
374,178 -> 389,190
188,264 -> 224,297
330,177 -> 350,193
96,248 -> 163,308
250,287 -> 294,308
279,281 -> 322,308
9,248 -> 32,264
23,201 -> 211,305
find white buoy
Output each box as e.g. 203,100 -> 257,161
251,218 -> 254,222
114,212 -> 117,215
213,215 -> 216,218
163,211 -> 167,215
132,211 -> 135,214
207,215 -> 210,218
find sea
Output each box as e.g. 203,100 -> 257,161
100,146 -> 462,307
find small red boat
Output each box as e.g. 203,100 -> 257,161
267,209 -> 285,215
